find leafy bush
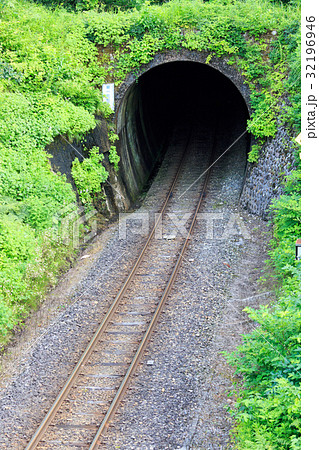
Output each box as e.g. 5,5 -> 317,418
0,0 -> 109,343
33,0 -> 163,11
227,292 -> 301,449
248,144 -> 260,163
71,146 -> 109,205
0,300 -> 18,339
108,146 -> 120,172
226,161 -> 301,448
107,129 -> 120,171
268,170 -> 301,281
0,216 -> 37,262
228,294 -> 301,387
233,378 -> 301,450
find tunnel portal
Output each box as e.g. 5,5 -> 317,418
116,60 -> 250,203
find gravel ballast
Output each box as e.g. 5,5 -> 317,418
0,119 -> 273,449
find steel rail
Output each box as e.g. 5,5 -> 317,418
89,136 -> 215,449
25,130 -> 192,450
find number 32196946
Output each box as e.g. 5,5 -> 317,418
306,16 -> 316,79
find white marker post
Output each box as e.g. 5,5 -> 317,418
102,83 -> 115,111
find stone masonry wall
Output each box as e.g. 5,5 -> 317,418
240,126 -> 296,219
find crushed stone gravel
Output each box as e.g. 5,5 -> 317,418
0,122 -> 274,449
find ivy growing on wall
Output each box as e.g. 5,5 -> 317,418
84,0 -> 300,160
71,146 -> 109,205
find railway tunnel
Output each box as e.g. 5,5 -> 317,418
116,60 -> 250,203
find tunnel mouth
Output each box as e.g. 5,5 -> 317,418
116,60 -> 250,204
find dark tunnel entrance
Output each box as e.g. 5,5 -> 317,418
116,61 -> 250,203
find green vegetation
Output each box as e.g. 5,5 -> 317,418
71,146 -> 109,205
33,0 -> 165,12
83,0 -> 300,161
0,0 -> 109,344
0,6 -> 301,446
226,151 -> 301,448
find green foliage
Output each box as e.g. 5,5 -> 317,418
109,146 -> 120,172
0,1 -> 107,117
232,378 -> 301,450
0,0 -> 110,343
268,170 -> 301,281
107,130 -> 120,171
0,92 -> 81,338
226,165 -> 301,449
0,300 -> 18,339
0,216 -> 37,262
228,295 -> 301,387
71,146 -> 109,205
85,0 -> 300,143
227,291 -> 301,448
248,144 -> 260,163
271,194 -> 301,241
33,0 -> 163,11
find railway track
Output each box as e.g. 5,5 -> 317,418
25,122 -> 216,450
